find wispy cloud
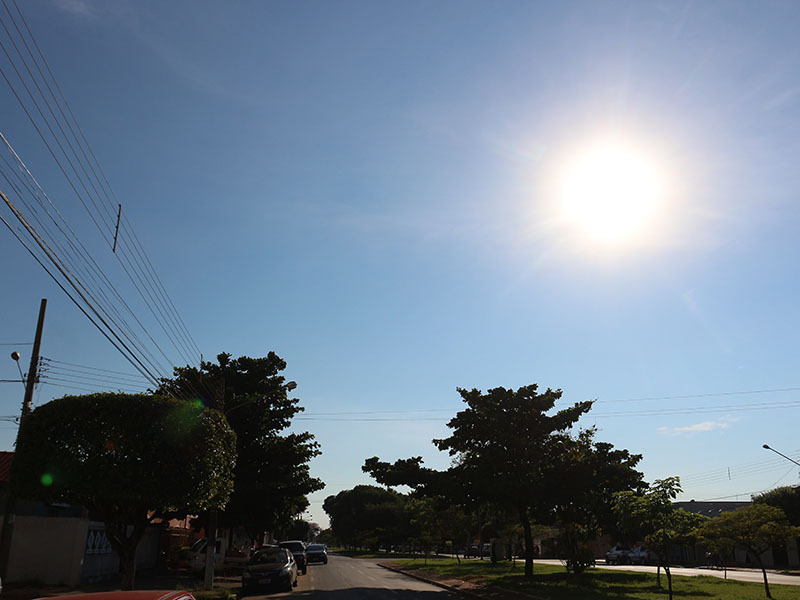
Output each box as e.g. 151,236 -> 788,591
54,0 -> 96,18
658,417 -> 739,436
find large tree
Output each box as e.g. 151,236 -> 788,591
698,504 -> 800,599
440,386 -> 596,575
548,431 -> 644,573
158,352 -> 324,538
322,485 -> 408,550
11,393 -> 236,589
363,385 -> 639,577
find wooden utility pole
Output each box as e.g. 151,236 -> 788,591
21,298 -> 47,419
0,298 -> 47,580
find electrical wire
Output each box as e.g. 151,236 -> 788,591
0,1 -> 204,392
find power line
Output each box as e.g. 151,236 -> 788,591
0,1 -> 202,388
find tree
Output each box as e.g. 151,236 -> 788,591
698,504 -> 800,599
11,393 -> 236,589
322,485 -> 408,550
285,518 -> 312,542
614,478 -> 707,600
405,497 -> 437,559
432,385 -> 595,576
548,431 -> 644,573
158,352 -> 324,539
753,486 -> 800,527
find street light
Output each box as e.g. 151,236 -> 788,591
9,352 -> 25,388
762,444 -> 800,468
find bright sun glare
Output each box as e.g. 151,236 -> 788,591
558,141 -> 663,244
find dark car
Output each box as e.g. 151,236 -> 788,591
306,543 -> 328,564
242,548 -> 298,595
279,540 -> 308,575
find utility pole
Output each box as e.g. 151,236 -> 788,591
0,298 -> 47,580
21,299 -> 47,420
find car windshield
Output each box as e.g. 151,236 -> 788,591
307,544 -> 324,551
250,549 -> 287,565
280,542 -> 305,552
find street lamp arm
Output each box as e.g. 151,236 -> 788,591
762,444 -> 800,468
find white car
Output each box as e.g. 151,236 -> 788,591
605,545 -> 632,565
629,546 -> 657,565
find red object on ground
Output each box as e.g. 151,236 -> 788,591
34,592 -> 196,600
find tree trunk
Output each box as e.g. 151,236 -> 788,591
519,506 -> 534,576
665,565 -> 673,600
104,518 -> 147,590
753,552 -> 772,599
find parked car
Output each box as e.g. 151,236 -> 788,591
279,540 -> 308,574
35,593 -> 196,600
628,546 -> 657,565
306,543 -> 328,564
463,544 -> 480,557
242,547 -> 298,595
605,545 -> 632,565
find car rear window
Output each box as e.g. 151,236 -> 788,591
280,542 -> 305,551
251,549 -> 287,564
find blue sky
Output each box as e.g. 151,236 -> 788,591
2,0 -> 800,528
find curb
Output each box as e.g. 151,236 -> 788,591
377,562 -> 484,598
377,562 -> 548,600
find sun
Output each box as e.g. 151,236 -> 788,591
557,141 -> 664,244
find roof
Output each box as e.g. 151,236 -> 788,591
675,500 -> 751,517
0,451 -> 13,483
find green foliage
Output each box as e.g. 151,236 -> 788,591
365,384 -> 643,577
614,478 -> 708,600
698,504 -> 800,599
11,392 -> 236,515
323,485 -> 408,550
285,518 -> 312,541
550,431 -> 644,573
753,486 -> 800,527
158,352 -> 323,537
699,503 -> 799,562
11,393 -> 236,588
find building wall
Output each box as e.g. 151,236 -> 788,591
7,515 -> 87,586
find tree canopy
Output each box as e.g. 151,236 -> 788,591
365,384 -> 642,576
11,393 -> 236,588
698,504 -> 800,599
158,352 -> 324,537
322,485 -> 408,550
753,485 -> 800,527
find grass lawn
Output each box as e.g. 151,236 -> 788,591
394,557 -> 797,600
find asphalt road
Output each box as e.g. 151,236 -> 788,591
241,555 -> 455,600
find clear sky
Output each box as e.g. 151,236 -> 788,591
2,0 -> 800,530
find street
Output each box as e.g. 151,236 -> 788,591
240,555 -> 455,600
